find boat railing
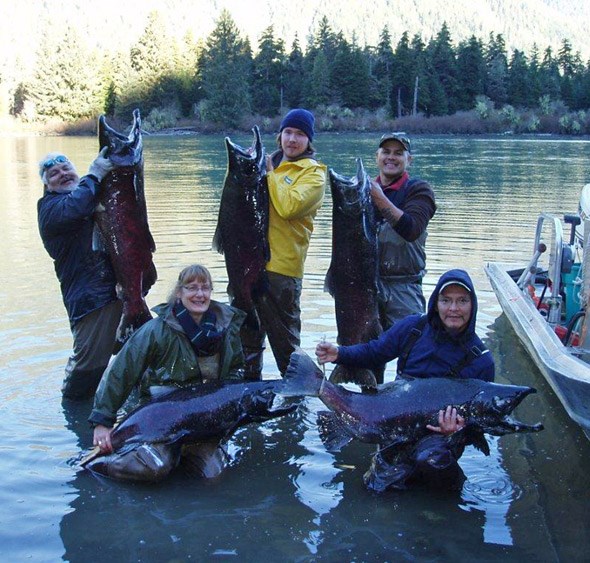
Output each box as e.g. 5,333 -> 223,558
529,213 -> 564,326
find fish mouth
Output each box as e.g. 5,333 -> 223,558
99,109 -> 143,167
329,158 -> 372,216
225,125 -> 265,175
484,386 -> 544,434
492,385 -> 535,415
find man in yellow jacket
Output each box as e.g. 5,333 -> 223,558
242,108 -> 326,379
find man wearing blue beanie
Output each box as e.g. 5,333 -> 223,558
240,108 -> 326,379
279,108 -> 315,142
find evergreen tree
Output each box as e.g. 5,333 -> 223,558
284,35 -> 304,109
507,49 -> 530,107
303,16 -> 338,105
557,39 -> 584,108
174,31 -> 204,116
391,31 -> 415,117
252,26 -> 286,116
539,47 -> 561,102
429,23 -> 459,114
119,10 -> 180,117
410,34 -> 432,116
484,34 -> 508,106
331,35 -> 370,108
27,23 -> 103,121
198,9 -> 252,127
456,36 -> 485,110
306,50 -> 331,107
370,26 -> 394,109
527,45 -> 543,107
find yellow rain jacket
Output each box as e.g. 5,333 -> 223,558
266,157 -> 326,278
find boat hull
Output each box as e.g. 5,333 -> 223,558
485,261 -> 590,440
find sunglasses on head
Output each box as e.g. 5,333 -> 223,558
42,155 -> 69,171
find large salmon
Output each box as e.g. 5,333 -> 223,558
325,159 -> 383,387
95,109 -> 157,351
282,350 -> 543,490
81,379 -> 298,478
213,126 -> 269,329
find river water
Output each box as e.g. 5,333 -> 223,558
1,131 -> 590,562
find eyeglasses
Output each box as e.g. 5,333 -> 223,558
437,297 -> 471,308
182,284 -> 212,294
41,155 -> 69,171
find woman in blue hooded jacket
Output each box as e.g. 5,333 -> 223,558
316,269 -> 495,489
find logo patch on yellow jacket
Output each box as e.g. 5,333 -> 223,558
284,176 -> 293,185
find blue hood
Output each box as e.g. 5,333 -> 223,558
427,269 -> 478,338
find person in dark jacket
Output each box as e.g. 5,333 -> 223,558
316,269 -> 494,489
37,150 -> 121,400
87,264 -> 246,482
371,133 -> 436,329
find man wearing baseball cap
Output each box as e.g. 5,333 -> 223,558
370,132 -> 436,333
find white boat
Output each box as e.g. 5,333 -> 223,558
485,185 -> 590,440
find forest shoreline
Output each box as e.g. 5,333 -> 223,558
2,110 -> 589,139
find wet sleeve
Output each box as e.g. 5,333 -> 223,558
88,323 -> 159,427
268,165 -> 326,219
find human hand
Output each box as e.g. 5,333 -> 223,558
88,147 -> 116,181
315,341 -> 339,364
93,424 -> 114,453
426,405 -> 465,435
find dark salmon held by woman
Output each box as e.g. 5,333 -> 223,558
282,350 -> 543,490
325,159 -> 383,387
213,126 -> 269,329
95,109 -> 157,350
81,379 -> 298,478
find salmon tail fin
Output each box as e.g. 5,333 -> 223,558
317,410 -> 354,452
328,365 -> 377,389
212,224 -> 224,254
115,302 -> 152,353
80,446 -> 102,468
280,349 -> 324,397
243,308 -> 261,331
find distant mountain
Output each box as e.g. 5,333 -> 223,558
2,0 -> 589,82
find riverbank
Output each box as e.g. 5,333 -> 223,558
2,106 -> 589,137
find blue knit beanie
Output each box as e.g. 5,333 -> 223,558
280,108 -> 315,141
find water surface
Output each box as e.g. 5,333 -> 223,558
1,132 -> 589,561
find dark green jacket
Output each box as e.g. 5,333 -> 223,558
89,300 -> 246,427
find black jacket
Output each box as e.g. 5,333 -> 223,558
37,175 -> 117,326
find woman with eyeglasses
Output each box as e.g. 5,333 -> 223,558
315,269 -> 494,490
87,264 -> 246,481
37,149 -> 121,399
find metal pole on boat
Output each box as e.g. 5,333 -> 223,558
577,218 -> 590,351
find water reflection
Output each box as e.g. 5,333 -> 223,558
2,133 -> 590,560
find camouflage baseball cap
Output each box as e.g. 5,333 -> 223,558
378,132 -> 411,153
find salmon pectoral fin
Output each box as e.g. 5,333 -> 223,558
317,410 -> 354,452
115,300 -> 153,351
329,365 -> 377,389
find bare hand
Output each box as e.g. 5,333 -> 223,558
93,424 -> 114,454
370,180 -> 388,205
265,154 -> 274,172
316,341 -> 338,364
426,405 -> 465,435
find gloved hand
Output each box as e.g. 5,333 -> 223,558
88,147 -> 116,181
